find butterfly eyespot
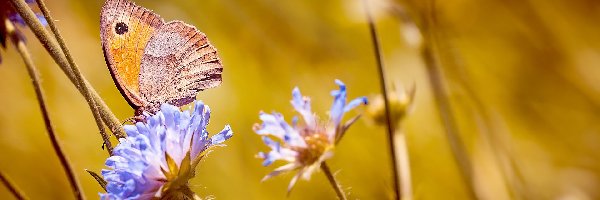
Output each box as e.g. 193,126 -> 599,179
115,22 -> 128,35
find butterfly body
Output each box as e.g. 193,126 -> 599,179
100,0 -> 222,116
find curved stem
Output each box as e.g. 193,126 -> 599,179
9,0 -> 126,140
422,32 -> 478,200
0,171 -> 26,200
362,0 -> 401,199
34,0 -> 113,154
5,19 -> 84,200
419,2 -> 477,199
321,162 -> 347,200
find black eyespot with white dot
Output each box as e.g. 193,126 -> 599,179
115,22 -> 128,35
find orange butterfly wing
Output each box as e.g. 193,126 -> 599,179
101,0 -> 223,115
100,0 -> 164,109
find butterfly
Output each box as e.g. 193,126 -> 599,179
100,0 -> 223,116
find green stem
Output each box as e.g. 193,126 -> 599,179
0,171 -> 26,200
9,0 -> 126,139
362,0 -> 401,199
6,18 -> 84,200
321,162 -> 347,200
34,0 -> 113,154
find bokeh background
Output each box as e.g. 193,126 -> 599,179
1,0 -> 600,199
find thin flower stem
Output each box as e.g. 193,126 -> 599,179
9,0 -> 126,140
421,27 -> 478,200
321,162 -> 347,200
362,0 -> 401,199
418,1 -> 477,198
5,19 -> 84,200
395,128 -> 413,200
0,171 -> 26,200
387,1 -> 479,198
426,9 -> 521,199
34,0 -> 113,154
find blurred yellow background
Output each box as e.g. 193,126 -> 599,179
1,0 -> 599,199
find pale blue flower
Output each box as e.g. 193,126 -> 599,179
254,80 -> 367,192
101,101 -> 233,200
1,0 -> 48,62
7,13 -> 47,27
1,0 -> 47,26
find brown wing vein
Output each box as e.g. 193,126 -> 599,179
138,21 -> 223,108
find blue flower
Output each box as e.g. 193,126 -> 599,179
101,101 -> 233,200
0,0 -> 47,26
1,0 -> 48,62
7,12 -> 47,27
254,80 -> 367,192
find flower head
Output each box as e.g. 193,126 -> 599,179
101,101 -> 233,200
0,0 -> 47,62
254,80 -> 367,192
366,81 -> 415,125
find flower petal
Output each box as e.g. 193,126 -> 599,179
261,163 -> 300,181
210,125 -> 233,145
259,137 -> 297,166
329,79 -> 347,126
344,96 -> 368,112
291,87 -> 315,127
255,112 -> 286,138
255,112 -> 306,148
101,100 -> 232,199
287,169 -> 304,194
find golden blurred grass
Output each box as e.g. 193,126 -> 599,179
0,0 -> 599,199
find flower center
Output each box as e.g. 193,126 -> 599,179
294,131 -> 331,165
